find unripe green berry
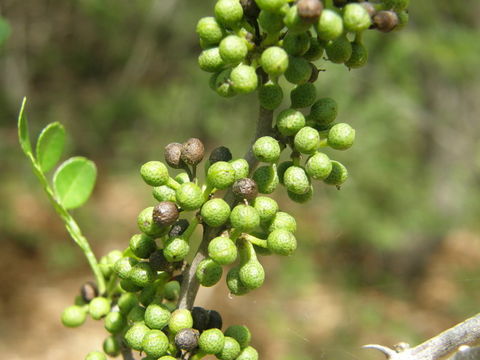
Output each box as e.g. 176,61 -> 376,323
267,229 -> 297,255
323,160 -> 348,186
129,262 -> 155,288
142,330 -> 169,358
384,0 -> 409,12
343,3 -> 372,32
114,257 -> 138,280
282,31 -> 310,56
169,309 -> 193,334
239,261 -> 265,289
237,346 -> 259,360
127,305 -> 146,324
326,36 -> 352,64
219,35 -> 248,64
145,303 -> 171,329
103,335 -> 120,356
163,237 -> 190,262
61,305 -> 87,327
139,283 -> 159,306
207,161 -> 236,189
105,311 -> 126,334
120,278 -> 142,293
198,47 -> 226,73
201,198 -> 231,227
199,328 -> 225,354
258,10 -> 284,33
152,185 -> 176,202
227,266 -> 250,295
214,68 -> 237,98
267,211 -> 297,233
303,36 -> 325,61
345,42 -> 368,69
230,158 -> 250,180
290,82 -> 317,109
277,160 -> 293,184
283,5 -> 311,34
175,328 -> 200,352
256,0 -> 287,13
230,64 -> 258,94
196,17 -> 225,45
164,280 -> 181,301
276,109 -> 305,136
208,236 -> 238,265
218,337 -> 242,360
258,81 -> 284,110
230,204 -> 260,232
253,136 -> 281,163
328,123 -> 355,150
89,297 -> 111,320
310,97 -> 338,125
215,0 -> 244,28
317,9 -> 343,41
253,196 -> 278,224
138,206 -> 167,237
175,172 -> 191,184
260,47 -> 289,77
224,325 -> 251,349
118,293 -> 138,315
85,351 -> 107,360
176,182 -> 204,211
396,10 -> 409,30
196,258 -> 223,287
141,161 -> 169,187
305,152 -> 332,179
252,165 -> 279,194
129,233 -> 156,259
294,126 -> 320,154
284,56 -> 312,85
284,165 -> 311,194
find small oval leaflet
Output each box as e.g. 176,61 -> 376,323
36,122 -> 66,173
53,157 -> 97,210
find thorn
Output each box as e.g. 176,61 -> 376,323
362,344 -> 398,358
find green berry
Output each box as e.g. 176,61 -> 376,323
127,305 -> 146,324
164,280 -> 181,301
224,325 -> 251,348
129,262 -> 155,287
208,236 -> 238,265
384,0 -> 409,12
218,337 -> 242,360
253,196 -> 278,224
276,160 -> 293,185
258,10 -> 284,33
89,297 -> 111,320
145,303 -> 171,329
343,3 -> 372,32
196,17 -> 225,45
85,351 -> 107,360
290,83 -> 317,109
163,237 -> 190,262
227,266 -> 250,295
252,165 -> 279,194
253,136 -> 281,163
207,161 -> 236,189
267,211 -> 297,233
256,0 -> 287,13
199,328 -> 225,354
345,42 -> 368,69
201,198 -> 231,227
230,204 -> 260,232
153,185 -> 176,202
284,165 -> 311,194
294,126 -> 320,154
230,64 -> 258,94
219,35 -> 248,64
326,36 -> 352,64
396,10 -> 409,30
284,56 -> 312,85
282,31 -> 310,56
142,330 -> 169,358
328,123 -> 355,150
114,257 -> 137,280
137,206 -> 167,237
258,81 -> 284,110
118,293 -> 138,315
196,258 -> 223,287
141,161 -> 169,187
317,9 -> 343,41
176,182 -> 204,211
120,278 -> 142,294
239,261 -> 265,289
230,158 -> 250,180
267,229 -> 297,255
237,346 -> 259,360
61,305 -> 87,327
303,36 -> 324,61
214,68 -> 237,98
283,5 -> 311,34
215,0 -> 244,28
129,233 -> 156,259
169,309 -> 194,334
139,283 -> 159,306
287,186 -> 313,203
276,109 -> 305,137
198,47 -> 225,72
260,46 -> 289,77
323,160 -> 348,186
125,322 -> 149,351
305,152 -> 332,179
103,335 -> 120,356
105,311 -> 126,334
175,172 -> 191,184
159,356 -> 177,360
309,97 -> 338,125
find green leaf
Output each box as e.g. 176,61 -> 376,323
36,122 -> 66,173
53,157 -> 97,210
17,97 -> 32,156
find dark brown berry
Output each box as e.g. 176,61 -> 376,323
149,250 -> 170,272
360,2 -> 377,17
240,0 -> 260,19
232,178 -> 258,202
308,64 -> 319,83
373,11 -> 399,32
297,0 -> 323,20
168,219 -> 190,238
207,309 -> 223,330
175,328 -> 200,351
165,142 -> 184,169
181,138 -> 205,166
192,306 -> 209,332
209,146 -> 233,164
153,201 -> 179,226
80,281 -> 98,303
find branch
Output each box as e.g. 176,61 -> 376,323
177,105 -> 274,309
363,312 -> 480,360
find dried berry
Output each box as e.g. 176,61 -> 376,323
80,281 -> 98,303
169,218 -> 190,238
164,142 -> 184,169
181,138 -> 205,166
232,178 -> 258,201
153,201 -> 179,226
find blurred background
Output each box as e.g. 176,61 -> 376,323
1,0 -> 480,359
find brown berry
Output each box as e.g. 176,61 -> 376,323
153,201 -> 179,226
240,0 -> 260,20
360,2 -> 377,17
165,142 -> 184,169
168,219 -> 190,238
232,178 -> 258,202
149,250 -> 170,272
175,328 -> 200,351
297,0 -> 323,20
80,281 -> 98,303
209,146 -> 233,164
373,11 -> 399,32
181,138 -> 205,166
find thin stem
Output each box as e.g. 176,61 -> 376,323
241,233 -> 268,248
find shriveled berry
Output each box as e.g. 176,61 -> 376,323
284,56 -> 312,85
305,152 -> 332,180
343,3 -> 372,32
176,182 -> 204,211
276,109 -> 305,136
142,330 -> 169,358
207,161 -> 236,189
130,262 -> 155,287
328,123 -> 355,150
239,261 -> 265,289
326,36 -> 353,64
153,185 -> 176,202
138,206 -> 167,237
218,337 -> 242,360
230,158 -> 250,180
230,204 -> 260,232
323,160 -> 348,186
230,64 -> 258,94
207,310 -> 223,329
258,81 -> 283,110
227,267 -> 250,295
141,161 -> 169,187
208,237 -> 238,265
201,198 -> 231,227
196,258 -> 223,287
80,282 -> 98,303
345,42 -> 368,69
169,309 -> 193,334
181,138 -> 205,166
260,47 -> 289,77
196,17 -> 225,45
237,346 -> 259,360
267,211 -> 297,233
169,218 -> 190,238
252,165 -> 279,194
297,0 -> 323,20
317,9 -> 343,41
290,82 -> 317,109
103,335 -> 120,356
267,229 -> 297,255
104,311 -> 126,334
148,250 -> 169,272
199,328 -> 225,354
61,305 -> 87,327
175,328 -> 200,351
253,136 -> 281,163
219,35 -> 248,64
225,325 -> 251,349
294,126 -> 320,154
89,297 -> 111,320
163,237 -> 190,262
145,303 -> 171,329
232,178 -> 258,201
164,142 -> 184,169
209,146 -> 233,164
215,0 -> 244,28
310,97 -> 338,125
282,31 -> 310,56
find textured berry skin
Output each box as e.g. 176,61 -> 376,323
104,311 -> 126,334
282,32 -> 310,56
284,56 -> 312,85
129,233 -> 156,259
253,136 -> 281,163
230,159 -> 249,180
125,322 -> 150,351
256,0 -> 287,13
328,123 -> 355,150
126,305 -> 146,324
305,152 -> 332,180
199,328 -> 225,354
114,257 -> 137,280
218,337 -> 242,360
175,328 -> 200,351
169,219 -> 190,238
304,36 -> 325,61
297,0 -> 323,20
153,201 -> 179,226
148,250 -> 169,272
294,126 -> 320,154
61,305 -> 87,327
323,160 -> 348,186
253,196 -> 278,224
182,138 -> 205,166
267,211 -> 297,233
196,17 -> 225,45
201,198 -> 231,227
139,283 -> 159,306
260,47 -> 289,76
129,262 -> 155,287
276,161 -> 292,185
277,109 -> 305,136
164,142 -> 184,169
290,82 -> 317,109
213,68 -> 237,98
169,309 -> 194,334
267,229 -> 297,255
120,278 -> 142,293
258,10 -> 284,33
176,182 -> 204,211
214,0 -> 244,28
141,161 -> 169,187
207,161 -> 236,189
89,297 -> 111,320
196,258 -> 223,287
232,178 -> 258,201
258,82 -> 283,110
317,9 -> 343,41
142,330 -> 169,358
230,204 -> 260,232
310,97 -> 338,125
224,325 -> 251,349
145,303 -> 171,329
163,237 -> 190,262
208,236 -> 238,265
227,266 -> 250,295
103,335 -> 120,356
345,42 -> 368,69
209,146 -> 233,164
137,206 -> 167,237
85,351 -> 107,360
230,64 -> 258,94
252,165 -> 279,194
164,280 -> 181,301
219,35 -> 248,64
236,346 -> 259,360
343,3 -> 372,32
118,293 -> 138,315
152,185 -> 176,202
198,47 -> 225,73
239,261 -> 265,289
284,165 -> 311,195
326,36 -> 353,64
175,172 -> 191,185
